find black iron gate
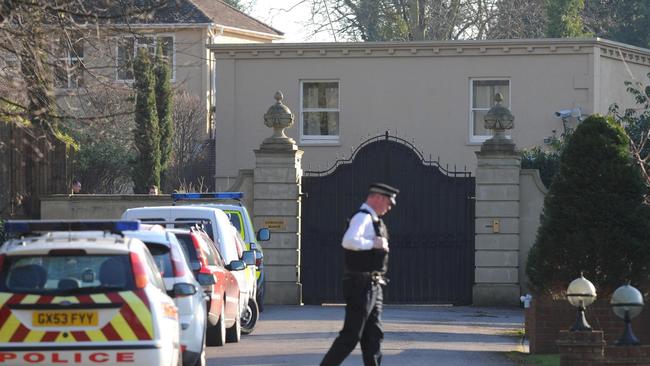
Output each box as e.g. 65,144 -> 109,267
301,133 -> 475,305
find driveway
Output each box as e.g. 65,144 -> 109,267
206,305 -> 526,366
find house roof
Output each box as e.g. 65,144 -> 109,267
189,0 -> 283,36
107,0 -> 283,37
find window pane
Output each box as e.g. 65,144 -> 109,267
473,110 -> 490,136
137,36 -> 155,56
54,63 -> 68,89
303,82 -> 338,108
117,38 -> 134,80
473,80 -> 509,108
303,111 -> 339,136
70,59 -> 84,88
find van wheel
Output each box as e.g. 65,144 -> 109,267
206,301 -> 226,346
226,300 -> 241,343
241,298 -> 259,335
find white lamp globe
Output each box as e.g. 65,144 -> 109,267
566,275 -> 597,308
611,284 -> 644,319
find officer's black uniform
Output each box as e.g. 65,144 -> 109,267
321,183 -> 397,366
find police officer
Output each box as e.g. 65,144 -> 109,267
320,183 -> 399,366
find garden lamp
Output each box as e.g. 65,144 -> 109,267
611,282 -> 644,345
566,274 -> 597,331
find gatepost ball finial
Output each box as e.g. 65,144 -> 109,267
262,90 -> 296,148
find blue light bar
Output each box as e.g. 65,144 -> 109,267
4,220 -> 141,234
172,192 -> 244,202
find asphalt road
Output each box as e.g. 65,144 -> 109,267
206,305 -> 526,366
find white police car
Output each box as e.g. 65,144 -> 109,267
0,221 -> 181,366
123,225 -> 208,366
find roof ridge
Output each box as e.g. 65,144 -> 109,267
214,0 -> 283,35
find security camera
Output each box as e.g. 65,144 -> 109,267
554,109 -> 572,119
554,107 -> 583,120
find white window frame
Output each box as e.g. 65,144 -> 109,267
469,78 -> 511,144
115,33 -> 176,83
300,79 -> 340,144
55,39 -> 84,90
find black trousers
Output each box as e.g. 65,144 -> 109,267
320,276 -> 384,366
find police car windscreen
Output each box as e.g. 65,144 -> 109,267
144,243 -> 174,278
0,255 -> 135,294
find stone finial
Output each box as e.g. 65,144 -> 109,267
484,93 -> 514,131
262,90 -> 296,149
480,93 -> 516,153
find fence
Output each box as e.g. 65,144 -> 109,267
0,123 -> 72,218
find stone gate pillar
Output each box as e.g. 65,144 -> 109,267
473,93 -> 521,306
253,91 -> 303,305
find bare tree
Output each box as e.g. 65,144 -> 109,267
306,0 -> 548,41
166,90 -> 210,191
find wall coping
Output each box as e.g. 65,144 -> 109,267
41,194 -> 171,202
208,38 -> 650,66
520,169 -> 549,195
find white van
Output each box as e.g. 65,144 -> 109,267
121,207 -> 257,327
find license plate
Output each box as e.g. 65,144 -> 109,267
32,311 -> 98,327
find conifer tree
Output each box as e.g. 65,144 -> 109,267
131,48 -> 161,193
526,115 -> 650,294
546,0 -> 588,38
154,43 -> 173,177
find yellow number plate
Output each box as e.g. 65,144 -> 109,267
32,311 -> 98,327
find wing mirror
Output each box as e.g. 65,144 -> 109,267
242,250 -> 256,266
196,273 -> 216,286
227,260 -> 246,271
257,228 -> 270,241
173,283 -> 197,297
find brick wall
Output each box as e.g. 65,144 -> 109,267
557,330 -> 604,366
605,346 -> 650,366
527,297 -> 650,354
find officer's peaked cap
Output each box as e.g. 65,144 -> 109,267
368,183 -> 399,205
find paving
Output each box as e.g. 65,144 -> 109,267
206,305 -> 527,366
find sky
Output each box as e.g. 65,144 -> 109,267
249,0 -> 336,43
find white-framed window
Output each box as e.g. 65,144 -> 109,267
300,80 -> 340,143
116,35 -> 174,82
469,78 -> 510,143
54,36 -> 84,89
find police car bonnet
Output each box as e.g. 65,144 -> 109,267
368,183 -> 399,206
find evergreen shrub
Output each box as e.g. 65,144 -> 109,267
526,115 -> 650,295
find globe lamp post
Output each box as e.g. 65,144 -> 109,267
566,274 -> 597,331
611,282 -> 644,346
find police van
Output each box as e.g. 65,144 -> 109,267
0,221 -> 181,366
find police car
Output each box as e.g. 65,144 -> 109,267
0,221 -> 181,366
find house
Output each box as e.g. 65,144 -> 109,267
207,38 -> 650,188
203,38 -> 650,305
55,0 -> 283,139
0,0 -> 283,216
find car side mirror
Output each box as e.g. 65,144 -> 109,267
189,261 -> 201,272
242,250 -> 256,266
227,260 -> 246,271
173,283 -> 197,297
196,273 -> 215,286
257,228 -> 270,241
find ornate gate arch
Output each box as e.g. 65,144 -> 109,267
301,132 -> 475,305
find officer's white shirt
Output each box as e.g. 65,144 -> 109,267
341,203 -> 379,251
